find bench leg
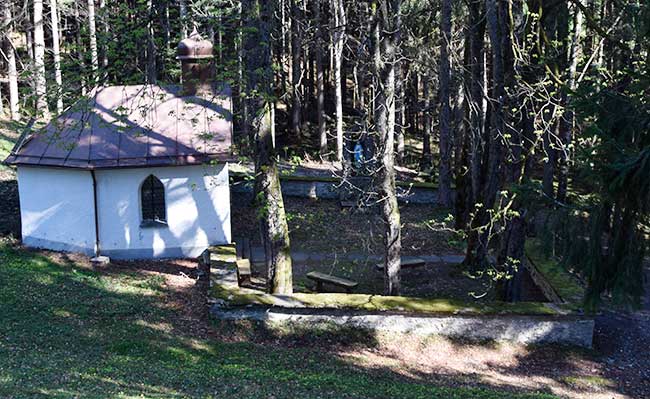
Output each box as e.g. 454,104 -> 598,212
316,281 -> 323,292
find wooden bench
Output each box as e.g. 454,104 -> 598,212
306,271 -> 359,293
375,257 -> 426,270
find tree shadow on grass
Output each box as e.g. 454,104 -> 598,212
0,243 -> 633,399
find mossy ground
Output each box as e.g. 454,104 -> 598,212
525,239 -> 585,305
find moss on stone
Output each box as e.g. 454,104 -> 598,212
208,244 -> 237,263
212,278 -> 559,316
525,239 -> 585,306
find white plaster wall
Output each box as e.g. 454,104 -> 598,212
17,167 -> 96,255
95,164 -> 230,259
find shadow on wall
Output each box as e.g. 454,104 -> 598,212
122,166 -> 228,259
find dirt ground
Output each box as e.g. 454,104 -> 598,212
246,257 -> 548,302
231,191 -> 461,256
232,191 -> 547,301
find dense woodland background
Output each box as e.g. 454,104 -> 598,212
1,0 -> 649,306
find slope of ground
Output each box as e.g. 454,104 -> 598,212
0,242 -> 557,399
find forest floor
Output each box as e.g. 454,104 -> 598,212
231,192 -> 461,256
230,192 -> 550,301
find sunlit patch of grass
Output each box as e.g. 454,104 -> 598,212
52,308 -> 73,318
0,136 -> 12,162
562,375 -> 615,388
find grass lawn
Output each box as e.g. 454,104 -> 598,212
0,242 -> 559,399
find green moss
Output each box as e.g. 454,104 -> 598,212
562,375 -> 614,387
525,239 -> 585,306
212,280 -> 558,316
209,244 -> 237,263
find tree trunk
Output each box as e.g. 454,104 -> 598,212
50,0 -> 63,114
88,0 -> 99,81
438,0 -> 453,206
3,5 -> 20,120
290,0 -> 302,138
396,62 -> 406,162
468,0 -> 485,205
375,0 -> 402,296
455,27 -> 472,231
331,0 -> 346,162
74,1 -> 87,95
146,0 -> 156,83
557,4 -> 582,203
100,0 -> 108,68
420,77 -> 432,169
180,0 -> 188,38
33,0 -> 49,119
243,0 -> 293,294
314,0 -> 327,157
475,0 -> 505,264
25,30 -> 34,61
541,1 -> 559,199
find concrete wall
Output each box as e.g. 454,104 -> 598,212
231,176 -> 447,205
17,166 -> 96,255
213,307 -> 595,348
95,164 -> 231,259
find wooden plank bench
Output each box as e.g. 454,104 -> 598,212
375,257 -> 427,270
306,271 -> 359,293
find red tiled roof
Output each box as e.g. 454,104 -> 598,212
4,84 -> 233,169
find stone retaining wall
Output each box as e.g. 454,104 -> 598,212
212,306 -> 594,348
230,175 -> 444,204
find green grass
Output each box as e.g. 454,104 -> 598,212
0,135 -> 12,160
525,239 -> 585,305
0,134 -> 13,170
562,375 -> 615,388
0,118 -> 24,170
0,243 -> 559,399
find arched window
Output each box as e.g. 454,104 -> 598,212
141,175 -> 166,224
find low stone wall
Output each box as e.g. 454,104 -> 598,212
212,306 -> 595,348
230,175 -> 444,205
207,245 -> 594,349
